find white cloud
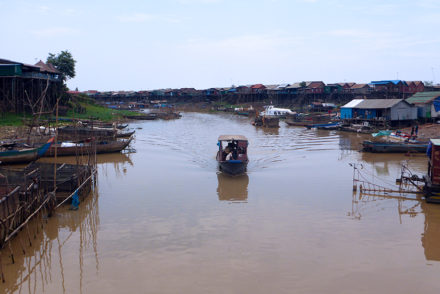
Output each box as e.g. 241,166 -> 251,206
31,27 -> 79,38
117,13 -> 182,23
182,34 -> 303,53
177,0 -> 222,4
38,5 -> 50,13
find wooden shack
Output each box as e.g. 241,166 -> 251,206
406,91 -> 440,119
0,58 -> 63,114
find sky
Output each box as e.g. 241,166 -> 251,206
1,0 -> 439,91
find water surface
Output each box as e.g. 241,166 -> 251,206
1,112 -> 439,294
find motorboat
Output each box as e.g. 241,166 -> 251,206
216,135 -> 249,175
260,105 -> 294,117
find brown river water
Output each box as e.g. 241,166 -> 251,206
1,112 -> 440,293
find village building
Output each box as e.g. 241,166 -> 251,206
406,91 -> 440,119
325,83 -> 343,94
286,82 -> 303,94
305,81 -> 325,94
265,84 -> 280,93
340,99 -> 417,123
404,81 -> 425,94
235,85 -> 251,94
370,80 -> 408,95
250,84 -> 266,94
0,58 -> 63,113
350,83 -> 372,95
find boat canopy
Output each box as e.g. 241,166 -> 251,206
218,135 -> 248,141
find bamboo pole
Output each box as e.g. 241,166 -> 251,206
54,99 -> 59,193
4,193 -> 52,244
55,170 -> 96,209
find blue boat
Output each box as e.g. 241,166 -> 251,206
306,122 -> 341,130
0,137 -> 54,164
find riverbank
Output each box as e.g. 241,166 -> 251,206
0,101 -> 140,128
401,123 -> 440,141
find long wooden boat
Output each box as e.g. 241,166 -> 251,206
124,113 -> 158,120
285,120 -> 315,127
43,137 -> 133,157
84,122 -> 128,129
116,130 -> 135,138
57,126 -> 134,140
0,137 -> 54,164
285,114 -> 332,127
306,122 -> 340,129
216,135 -> 249,176
362,140 -> 428,153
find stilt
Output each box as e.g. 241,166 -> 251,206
8,242 -> 15,264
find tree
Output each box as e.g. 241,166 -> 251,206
47,50 -> 76,81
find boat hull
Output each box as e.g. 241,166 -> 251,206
362,140 -> 428,153
218,160 -> 248,176
0,139 -> 53,164
44,139 -> 132,157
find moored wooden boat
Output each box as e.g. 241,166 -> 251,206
57,126 -> 134,140
306,122 -> 341,129
116,130 -> 135,138
124,113 -> 158,120
285,113 -> 332,127
362,140 -> 428,153
0,137 -> 54,164
285,120 -> 315,127
216,135 -> 249,176
43,137 -> 133,157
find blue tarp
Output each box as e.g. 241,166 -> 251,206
433,98 -> 440,112
71,190 -> 80,209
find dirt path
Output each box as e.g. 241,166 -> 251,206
401,123 -> 440,140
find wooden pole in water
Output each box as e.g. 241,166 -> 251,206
54,98 -> 59,196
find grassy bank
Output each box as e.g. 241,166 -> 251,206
65,100 -> 136,122
0,113 -> 31,126
0,98 -> 139,126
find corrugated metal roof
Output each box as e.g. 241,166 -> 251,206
370,80 -> 407,85
355,99 -> 404,109
406,91 -> 440,104
341,99 -> 364,108
286,82 -> 302,89
265,84 -> 279,90
277,83 -> 289,89
218,135 -> 248,141
351,83 -> 370,89
431,139 -> 440,146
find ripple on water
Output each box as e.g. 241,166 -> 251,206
132,113 -> 345,172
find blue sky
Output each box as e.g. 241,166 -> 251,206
1,0 -> 439,90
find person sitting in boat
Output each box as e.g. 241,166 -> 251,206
224,146 -> 231,160
226,150 -> 234,161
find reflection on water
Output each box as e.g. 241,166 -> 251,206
216,173 -> 249,202
2,112 -> 440,294
421,202 -> 440,262
0,188 -> 99,294
256,126 -> 279,136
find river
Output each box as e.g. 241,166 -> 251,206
1,112 -> 439,293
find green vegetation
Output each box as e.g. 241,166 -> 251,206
0,96 -> 138,125
65,99 -> 135,122
0,113 -> 31,126
47,50 -> 76,81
